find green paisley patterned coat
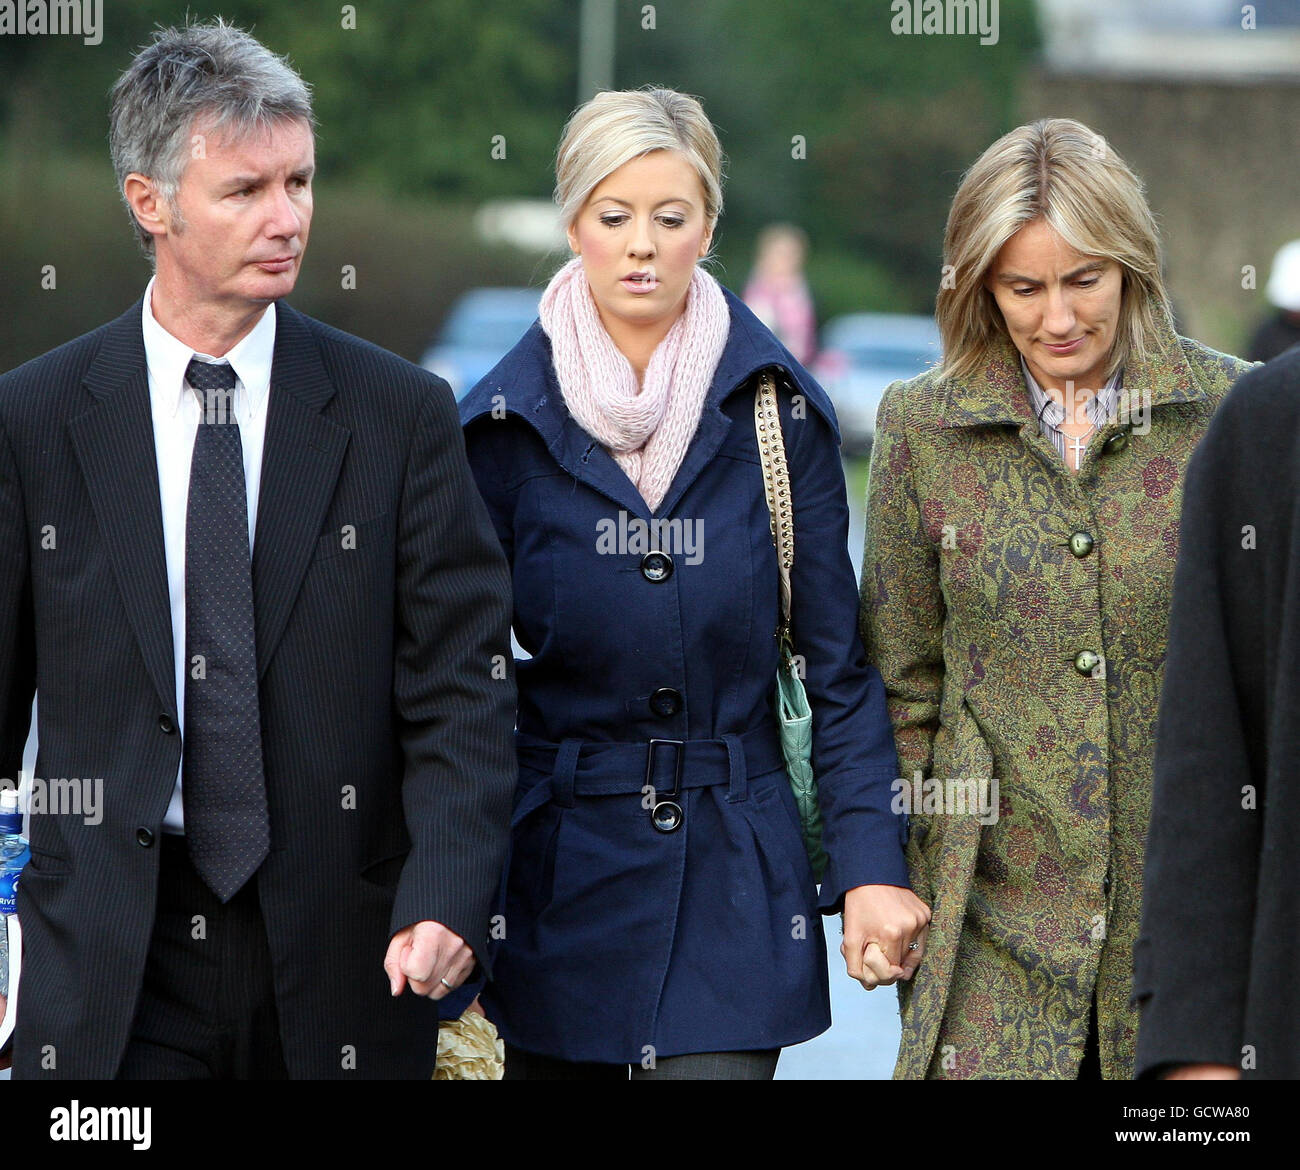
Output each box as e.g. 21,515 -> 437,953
860,326 -> 1253,1079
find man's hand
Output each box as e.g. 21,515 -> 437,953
1163,1064 -> 1242,1080
384,921 -> 475,1000
841,884 -> 931,991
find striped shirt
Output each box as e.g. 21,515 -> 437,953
1021,358 -> 1123,465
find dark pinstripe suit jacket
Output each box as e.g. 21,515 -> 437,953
0,299 -> 517,1079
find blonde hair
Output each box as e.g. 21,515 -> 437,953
936,117 -> 1173,382
554,87 -> 724,248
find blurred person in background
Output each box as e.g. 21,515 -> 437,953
861,117 -> 1253,1079
743,223 -> 818,366
1245,239 -> 1300,363
459,87 -> 928,1080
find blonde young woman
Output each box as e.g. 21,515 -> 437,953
459,88 -> 928,1080
861,118 -> 1253,1079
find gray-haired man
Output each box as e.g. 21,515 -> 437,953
0,19 -> 515,1078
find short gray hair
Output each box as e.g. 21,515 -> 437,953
109,18 -> 314,256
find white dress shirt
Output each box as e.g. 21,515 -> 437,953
140,277 -> 275,832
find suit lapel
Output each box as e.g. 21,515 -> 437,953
251,303 -> 350,678
68,302 -> 177,714
68,301 -> 350,704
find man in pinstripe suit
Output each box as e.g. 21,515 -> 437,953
0,20 -> 515,1078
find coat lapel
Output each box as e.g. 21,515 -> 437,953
652,402 -> 733,519
653,293 -> 810,519
68,302 -> 177,714
939,327 -> 1206,430
541,358 -> 657,520
251,303 -> 350,678
1124,329 -> 1206,410
939,336 -> 1036,429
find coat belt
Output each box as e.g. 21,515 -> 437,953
511,725 -> 786,826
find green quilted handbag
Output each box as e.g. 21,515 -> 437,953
755,371 -> 829,881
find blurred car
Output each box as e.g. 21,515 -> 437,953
421,287 -> 542,400
810,313 -> 942,456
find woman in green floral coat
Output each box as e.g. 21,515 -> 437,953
861,118 -> 1254,1079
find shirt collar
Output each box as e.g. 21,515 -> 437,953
1020,357 -> 1122,428
141,275 -> 277,418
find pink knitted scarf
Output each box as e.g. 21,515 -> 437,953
539,256 -> 730,512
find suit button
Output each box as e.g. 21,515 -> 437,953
1068,531 -> 1095,558
136,827 -> 155,848
1102,430 -> 1129,455
641,551 -> 674,582
650,687 -> 682,717
1074,650 -> 1101,676
158,714 -> 175,734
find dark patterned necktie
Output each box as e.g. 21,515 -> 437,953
182,357 -> 270,901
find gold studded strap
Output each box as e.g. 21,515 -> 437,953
754,370 -> 794,656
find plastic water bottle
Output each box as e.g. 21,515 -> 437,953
0,788 -> 28,1000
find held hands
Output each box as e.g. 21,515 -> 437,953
841,884 -> 931,991
384,921 -> 475,1000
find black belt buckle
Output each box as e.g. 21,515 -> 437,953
646,738 -> 685,833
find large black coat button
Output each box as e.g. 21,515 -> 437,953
158,714 -> 175,734
1068,532 -> 1095,558
641,551 -> 673,582
649,687 -> 682,717
1074,650 -> 1101,676
136,827 -> 155,848
652,800 -> 683,832
1103,430 -> 1129,455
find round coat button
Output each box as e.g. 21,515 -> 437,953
1103,430 -> 1129,455
649,687 -> 682,717
1068,532 -> 1095,558
136,827 -> 155,848
652,800 -> 683,832
640,551 -> 674,583
1073,650 -> 1101,676
159,714 -> 175,734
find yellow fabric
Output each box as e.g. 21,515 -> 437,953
433,1010 -> 504,1080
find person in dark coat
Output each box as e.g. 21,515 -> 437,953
1133,344 -> 1300,1080
459,87 -> 928,1079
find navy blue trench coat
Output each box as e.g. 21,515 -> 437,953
459,288 -> 908,1062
